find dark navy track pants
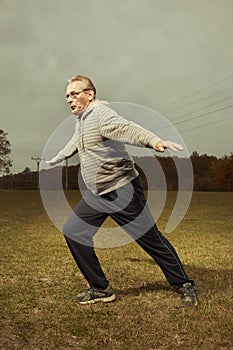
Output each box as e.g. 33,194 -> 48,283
63,176 -> 194,289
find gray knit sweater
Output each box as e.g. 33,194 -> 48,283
49,100 -> 161,195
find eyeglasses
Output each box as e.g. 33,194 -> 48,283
65,89 -> 89,102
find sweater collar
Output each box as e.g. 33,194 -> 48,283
76,99 -> 109,120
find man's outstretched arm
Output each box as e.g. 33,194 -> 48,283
46,133 -> 77,166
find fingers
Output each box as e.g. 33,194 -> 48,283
157,146 -> 165,152
170,142 -> 184,151
165,141 -> 184,152
155,141 -> 165,152
155,141 -> 184,152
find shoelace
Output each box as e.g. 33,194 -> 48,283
183,285 -> 196,297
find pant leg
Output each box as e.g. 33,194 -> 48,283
134,227 -> 194,288
63,196 -> 109,289
110,176 -> 194,289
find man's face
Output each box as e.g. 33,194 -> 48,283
65,81 -> 94,115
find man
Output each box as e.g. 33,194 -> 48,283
47,75 -> 197,306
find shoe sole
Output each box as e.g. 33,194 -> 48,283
78,293 -> 116,305
182,298 -> 198,306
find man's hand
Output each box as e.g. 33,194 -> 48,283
46,160 -> 56,166
155,140 -> 184,153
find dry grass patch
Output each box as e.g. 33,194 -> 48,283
0,191 -> 233,349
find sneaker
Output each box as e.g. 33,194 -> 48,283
75,284 -> 116,304
181,283 -> 198,306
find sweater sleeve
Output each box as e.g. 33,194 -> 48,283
98,105 -> 161,149
47,132 -> 77,164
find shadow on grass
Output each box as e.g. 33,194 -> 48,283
114,260 -> 233,299
116,282 -> 171,297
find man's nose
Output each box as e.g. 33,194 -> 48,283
67,95 -> 74,104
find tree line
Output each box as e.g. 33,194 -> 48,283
0,152 -> 232,191
0,129 -> 232,191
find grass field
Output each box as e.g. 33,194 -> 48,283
1,190 -> 233,350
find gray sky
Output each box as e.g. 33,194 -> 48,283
1,0 -> 233,173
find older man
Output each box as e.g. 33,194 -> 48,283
47,75 -> 197,306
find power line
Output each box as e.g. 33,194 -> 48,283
170,95 -> 233,123
181,116 -> 233,133
174,103 -> 233,126
159,75 -> 233,111
165,116 -> 233,137
154,103 -> 233,133
163,86 -> 233,115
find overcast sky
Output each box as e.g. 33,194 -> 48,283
1,0 -> 233,173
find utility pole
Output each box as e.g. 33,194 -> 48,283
31,157 -> 44,189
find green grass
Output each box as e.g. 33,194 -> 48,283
1,191 -> 233,350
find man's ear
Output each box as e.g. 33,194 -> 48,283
88,90 -> 95,101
